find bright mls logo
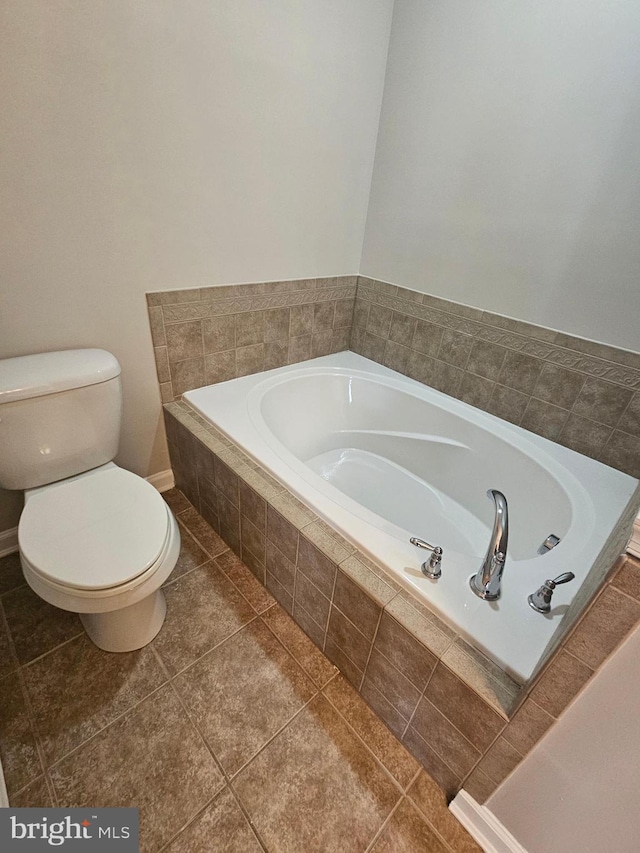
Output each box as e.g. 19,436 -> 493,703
0,809 -> 139,851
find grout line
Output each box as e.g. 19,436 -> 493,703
17,632 -> 86,671
361,676 -> 411,737
405,722 -> 467,793
459,721 -> 509,791
226,692 -> 319,784
323,625 -> 367,692
155,791 -> 219,853
0,582 -> 28,601
292,597 -> 328,647
177,519 -> 229,562
258,611 -> 335,690
224,783 -> 270,853
43,774 -> 58,810
295,570 -> 331,629
149,642 -> 172,682
0,598 -> 20,674
320,683 -> 411,798
606,580 -> 640,607
166,680 -> 227,783
406,764 -> 422,792
405,780 -> 472,853
177,507 -> 275,619
436,653 -> 517,721
45,681 -> 171,773
363,796 -> 403,853
162,552 -> 218,590
160,612 -> 261,682
614,392 -> 635,432
7,659 -> 51,805
265,569 -> 294,611
360,607 -> 383,691
329,600 -> 375,652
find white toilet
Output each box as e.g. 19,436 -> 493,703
0,349 -> 180,652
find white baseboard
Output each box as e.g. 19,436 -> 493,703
0,526 -> 18,558
0,469 -> 175,558
627,514 -> 640,559
449,791 -> 527,853
147,468 -> 175,493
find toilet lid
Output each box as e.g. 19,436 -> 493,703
19,466 -> 170,590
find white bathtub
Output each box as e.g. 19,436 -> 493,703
185,352 -> 639,681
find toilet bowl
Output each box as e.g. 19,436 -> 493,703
18,463 -> 180,652
0,349 -> 180,653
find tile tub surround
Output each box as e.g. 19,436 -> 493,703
147,275 -> 640,477
351,277 -> 640,479
163,400 -> 640,803
0,532 -> 483,853
146,276 -> 356,401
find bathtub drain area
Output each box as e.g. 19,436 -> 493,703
306,446 -> 488,556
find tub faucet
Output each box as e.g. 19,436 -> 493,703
470,489 -> 508,601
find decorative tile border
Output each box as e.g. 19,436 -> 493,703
351,277 -> 640,478
163,399 -> 640,802
147,277 -> 357,401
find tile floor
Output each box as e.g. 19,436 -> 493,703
0,489 -> 482,853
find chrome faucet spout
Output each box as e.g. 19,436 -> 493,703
470,489 -> 509,601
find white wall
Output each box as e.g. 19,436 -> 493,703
487,621 -> 640,853
0,0 -> 394,527
362,0 -> 640,352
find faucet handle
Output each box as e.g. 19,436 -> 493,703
410,536 -> 437,551
550,572 -> 575,586
410,537 -> 443,580
528,572 -> 575,613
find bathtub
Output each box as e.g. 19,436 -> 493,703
185,352 -> 639,682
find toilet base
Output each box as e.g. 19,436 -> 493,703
80,589 -> 167,652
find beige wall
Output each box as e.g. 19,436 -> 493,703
362,0 -> 640,353
0,0 -> 394,529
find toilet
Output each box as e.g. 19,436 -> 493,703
0,349 -> 180,652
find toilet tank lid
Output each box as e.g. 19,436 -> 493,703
0,349 -> 121,403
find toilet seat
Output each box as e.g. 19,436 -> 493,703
19,463 -> 171,592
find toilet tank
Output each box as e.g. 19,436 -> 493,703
0,349 -> 123,490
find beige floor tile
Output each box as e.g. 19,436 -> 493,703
233,695 -> 400,853
261,604 -> 337,688
323,675 -> 419,790
0,672 -> 43,796
0,605 -> 18,679
2,584 -> 81,665
162,488 -> 192,516
153,563 -> 256,675
23,634 -> 168,765
164,787 -> 263,853
50,685 -> 224,853
0,553 -> 25,597
408,771 -> 483,853
179,507 -> 229,558
10,775 -> 54,808
175,620 -> 316,775
215,551 -> 276,613
370,798 -> 449,853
